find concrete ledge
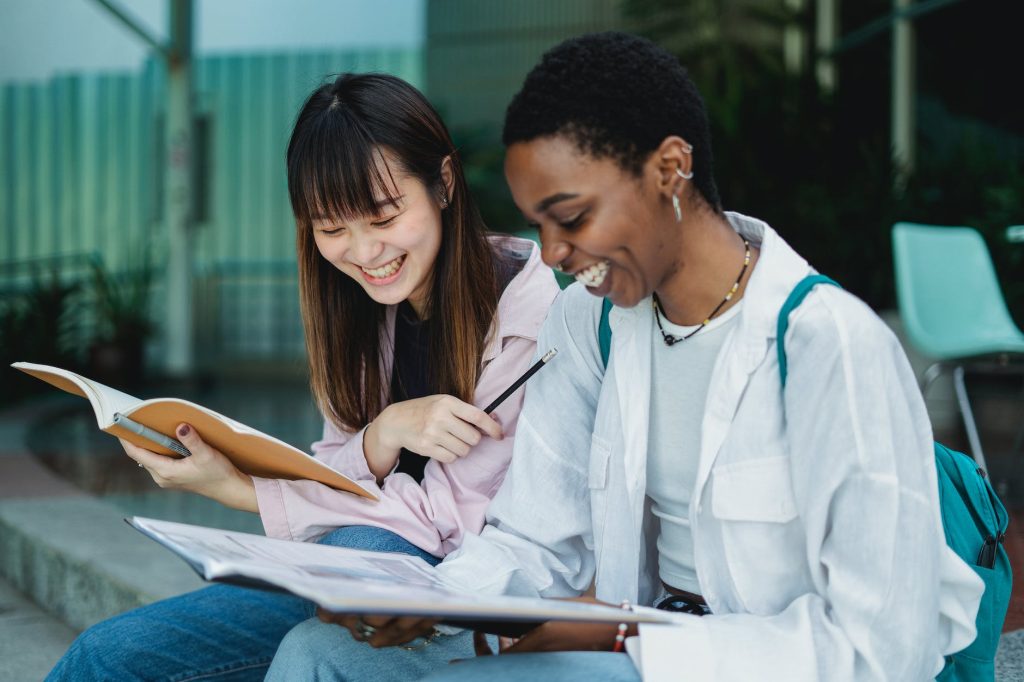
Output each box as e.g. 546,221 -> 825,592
0,576 -> 77,681
0,494 -> 204,632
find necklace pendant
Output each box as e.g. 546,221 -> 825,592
664,334 -> 679,346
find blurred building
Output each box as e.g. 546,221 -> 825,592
1,48 -> 421,374
425,0 -> 620,132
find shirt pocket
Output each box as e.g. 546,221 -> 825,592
712,456 -> 797,523
711,455 -> 806,613
588,434 -> 612,490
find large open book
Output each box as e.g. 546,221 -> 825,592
12,362 -> 375,500
129,516 -> 673,635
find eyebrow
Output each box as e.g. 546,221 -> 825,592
312,194 -> 405,222
374,194 -> 405,210
534,192 -> 579,213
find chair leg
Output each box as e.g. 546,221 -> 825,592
920,361 -> 945,397
953,365 -> 988,472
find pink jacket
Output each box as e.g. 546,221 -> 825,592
253,236 -> 559,557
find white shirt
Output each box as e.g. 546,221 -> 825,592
647,301 -> 740,594
437,213 -> 983,681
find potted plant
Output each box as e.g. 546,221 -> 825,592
88,251 -> 156,388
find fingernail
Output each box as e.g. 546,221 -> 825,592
177,424 -> 191,438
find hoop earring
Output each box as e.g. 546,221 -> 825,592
672,193 -> 682,222
675,167 -> 693,180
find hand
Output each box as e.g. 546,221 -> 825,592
363,395 -> 503,480
316,608 -> 440,648
480,597 -> 633,655
120,423 -> 258,512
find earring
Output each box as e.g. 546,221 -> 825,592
439,192 -> 449,209
675,167 -> 693,180
672,193 -> 682,222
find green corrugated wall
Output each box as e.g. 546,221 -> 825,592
0,48 -> 422,365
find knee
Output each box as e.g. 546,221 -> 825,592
47,618 -> 136,680
267,618 -> 350,680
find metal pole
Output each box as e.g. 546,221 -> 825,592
891,0 -> 916,186
784,0 -> 807,76
163,0 -> 195,375
816,0 -> 838,92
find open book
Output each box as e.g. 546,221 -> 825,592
129,516 -> 673,636
12,362 -> 375,500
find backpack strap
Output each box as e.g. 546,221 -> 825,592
598,298 -> 613,368
777,275 -> 841,386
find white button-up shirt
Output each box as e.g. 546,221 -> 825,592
437,213 -> 982,681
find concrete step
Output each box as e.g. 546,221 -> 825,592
0,454 -> 203,633
0,576 -> 77,682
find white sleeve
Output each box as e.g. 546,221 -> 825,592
437,285 -> 605,598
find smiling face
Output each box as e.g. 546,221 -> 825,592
312,153 -> 444,316
505,135 -> 679,308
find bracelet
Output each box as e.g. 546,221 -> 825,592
400,628 -> 441,651
612,600 -> 631,653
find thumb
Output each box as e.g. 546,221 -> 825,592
174,423 -> 203,456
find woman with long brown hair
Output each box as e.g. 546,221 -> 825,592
47,72 -> 558,682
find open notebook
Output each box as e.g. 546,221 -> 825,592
129,516 -> 674,637
12,362 -> 375,500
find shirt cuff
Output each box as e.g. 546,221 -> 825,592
252,476 -> 293,540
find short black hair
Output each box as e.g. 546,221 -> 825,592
503,31 -> 721,211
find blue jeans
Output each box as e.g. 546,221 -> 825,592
268,617 -> 637,682
46,525 -> 440,682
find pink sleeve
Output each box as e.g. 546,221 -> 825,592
309,420 -> 377,483
252,334 -> 537,557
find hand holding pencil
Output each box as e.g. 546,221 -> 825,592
362,349 -> 558,477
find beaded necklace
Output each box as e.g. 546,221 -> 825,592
653,239 -> 751,346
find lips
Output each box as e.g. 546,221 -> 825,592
573,260 -> 610,288
357,255 -> 408,286
360,255 -> 405,278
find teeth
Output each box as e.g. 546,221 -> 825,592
575,260 -> 610,288
362,256 -> 404,278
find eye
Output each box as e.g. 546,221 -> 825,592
318,225 -> 346,236
371,214 -> 399,228
558,213 -> 586,231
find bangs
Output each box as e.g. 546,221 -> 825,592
287,104 -> 402,228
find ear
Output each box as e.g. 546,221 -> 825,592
650,136 -> 694,199
439,155 -> 455,202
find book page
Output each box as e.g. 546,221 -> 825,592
11,362 -> 140,426
130,517 -> 674,627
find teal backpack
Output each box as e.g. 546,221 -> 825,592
597,274 -> 1011,681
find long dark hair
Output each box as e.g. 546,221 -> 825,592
287,73 -> 499,431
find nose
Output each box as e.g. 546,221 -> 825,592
538,226 -> 572,271
348,229 -> 385,266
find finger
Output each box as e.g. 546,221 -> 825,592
443,418 -> 482,450
473,631 -> 494,656
435,431 -> 471,458
499,624 -> 548,654
316,608 -> 353,627
362,614 -> 398,629
174,423 -> 211,458
368,619 -> 435,648
450,402 -> 504,440
423,444 -> 458,464
119,438 -> 171,471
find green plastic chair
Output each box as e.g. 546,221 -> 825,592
892,222 -> 1024,470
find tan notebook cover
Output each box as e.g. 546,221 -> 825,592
12,362 -> 376,501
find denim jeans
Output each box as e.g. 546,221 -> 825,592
46,525 -> 440,682
267,617 -> 638,682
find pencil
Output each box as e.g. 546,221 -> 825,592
483,348 -> 558,414
113,413 -> 192,458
